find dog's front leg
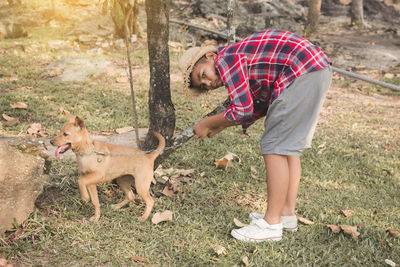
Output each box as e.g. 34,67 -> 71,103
78,176 -> 90,203
87,184 -> 100,222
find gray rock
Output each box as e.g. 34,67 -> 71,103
0,137 -> 51,234
40,56 -> 110,82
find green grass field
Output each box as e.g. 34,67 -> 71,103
0,1 -> 399,266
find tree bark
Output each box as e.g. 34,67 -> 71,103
144,0 -> 175,153
306,0 -> 322,34
351,0 -> 366,26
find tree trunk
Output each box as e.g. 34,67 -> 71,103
144,0 -> 175,155
306,0 -> 322,34
351,0 -> 366,26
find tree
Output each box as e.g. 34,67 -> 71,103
143,0 -> 175,153
305,0 -> 322,34
351,0 -> 368,27
102,0 -> 141,38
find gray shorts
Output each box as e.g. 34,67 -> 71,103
260,66 -> 332,156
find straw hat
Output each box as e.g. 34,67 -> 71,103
178,45 -> 217,91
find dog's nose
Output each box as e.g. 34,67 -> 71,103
50,140 -> 54,145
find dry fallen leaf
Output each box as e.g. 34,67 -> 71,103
2,113 -> 19,126
385,259 -> 396,267
214,245 -> 227,256
172,240 -> 186,247
298,217 -> 314,225
215,152 -> 240,168
251,174 -> 259,180
327,224 -> 341,234
250,166 -> 257,174
152,210 -> 173,224
27,123 -> 47,137
387,229 -> 400,238
11,101 -> 27,109
162,186 -> 175,197
340,225 -> 360,239
233,218 -> 248,227
341,210 -> 354,217
130,256 -> 148,263
242,256 -> 249,266
215,158 -> 232,168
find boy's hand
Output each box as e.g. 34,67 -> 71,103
193,113 -> 238,140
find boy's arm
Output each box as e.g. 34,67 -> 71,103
193,113 -> 238,140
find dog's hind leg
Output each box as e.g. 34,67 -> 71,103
112,175 -> 135,210
135,173 -> 154,221
87,184 -> 101,222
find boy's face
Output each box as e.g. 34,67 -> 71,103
191,52 -> 223,91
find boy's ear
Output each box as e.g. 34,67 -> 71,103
74,116 -> 86,129
204,51 -> 217,60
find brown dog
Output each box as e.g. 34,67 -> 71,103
50,114 -> 165,222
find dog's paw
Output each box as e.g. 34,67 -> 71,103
81,196 -> 90,203
89,215 -> 100,222
138,215 -> 148,222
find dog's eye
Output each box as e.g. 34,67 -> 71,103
63,132 -> 68,137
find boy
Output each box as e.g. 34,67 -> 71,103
178,30 -> 332,242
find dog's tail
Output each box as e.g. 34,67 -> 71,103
148,131 -> 166,160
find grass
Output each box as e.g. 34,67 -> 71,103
1,1 -> 400,266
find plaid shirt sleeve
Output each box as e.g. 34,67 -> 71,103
215,54 -> 256,130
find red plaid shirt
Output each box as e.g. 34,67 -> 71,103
215,30 -> 331,133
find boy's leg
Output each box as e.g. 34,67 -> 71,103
282,155 -> 301,216
263,154 -> 289,225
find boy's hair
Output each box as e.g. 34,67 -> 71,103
178,45 -> 217,93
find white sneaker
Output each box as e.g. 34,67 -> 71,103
249,212 -> 298,232
231,218 -> 282,242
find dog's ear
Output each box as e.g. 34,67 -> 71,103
61,108 -> 75,123
74,116 -> 86,129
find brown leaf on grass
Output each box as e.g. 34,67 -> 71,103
340,225 -> 360,239
387,229 -> 400,238
2,114 -> 19,126
43,95 -> 55,100
10,101 -> 27,109
214,245 -> 227,256
341,210 -> 354,217
250,174 -> 259,180
215,152 -> 240,168
242,256 -> 249,266
172,240 -> 186,247
298,217 -> 314,225
233,218 -> 248,227
385,259 -> 396,267
27,123 -> 47,137
130,256 -> 148,263
0,258 -> 8,266
215,158 -> 232,168
327,224 -> 341,233
152,210 -> 173,224
250,166 -> 257,174
162,186 -> 175,197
